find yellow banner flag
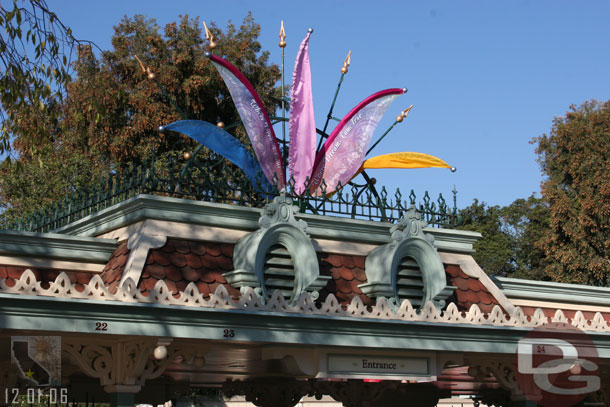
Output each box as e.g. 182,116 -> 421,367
360,152 -> 453,172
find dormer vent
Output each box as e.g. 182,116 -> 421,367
263,244 -> 296,300
225,192 -> 330,303
359,207 -> 456,309
395,256 -> 424,307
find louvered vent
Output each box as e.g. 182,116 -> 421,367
396,256 -> 424,307
263,244 -> 295,300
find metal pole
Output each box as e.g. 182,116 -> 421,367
316,50 -> 351,152
279,21 -> 288,183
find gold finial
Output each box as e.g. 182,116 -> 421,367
183,152 -> 192,160
134,55 -> 155,80
402,105 -> 414,117
341,50 -> 351,74
396,105 -> 413,122
203,21 -> 216,50
216,121 -> 225,129
279,20 -> 286,48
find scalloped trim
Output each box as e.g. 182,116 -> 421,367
1,270 -> 609,332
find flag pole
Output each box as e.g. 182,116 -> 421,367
279,21 -> 288,183
366,103 -> 412,156
316,50 -> 351,152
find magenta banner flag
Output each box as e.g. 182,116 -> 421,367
209,54 -> 285,188
288,31 -> 316,194
310,88 -> 405,195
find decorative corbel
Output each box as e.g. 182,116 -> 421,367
120,220 -> 167,286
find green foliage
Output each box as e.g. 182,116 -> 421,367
0,0 -> 92,154
458,196 -> 549,279
501,195 -> 549,280
534,100 -> 610,285
458,199 -> 514,276
0,12 -> 281,221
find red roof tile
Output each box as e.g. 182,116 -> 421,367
338,266 -> 355,281
168,252 -> 187,268
205,245 -> 222,257
1,264 -> 97,288
445,264 -> 501,313
221,244 -> 234,257
185,253 -> 203,268
151,250 -> 171,266
174,240 -> 191,254
99,241 -> 130,285
139,239 -> 239,299
189,241 -> 207,256
7,266 -> 25,279
352,267 -> 367,282
318,252 -> 374,307
181,266 -> 200,282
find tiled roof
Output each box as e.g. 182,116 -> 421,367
0,265 -> 94,292
318,253 -> 373,306
129,239 -> 503,310
99,241 -> 130,293
2,236 -> 504,311
139,238 -> 240,299
445,264 -> 500,313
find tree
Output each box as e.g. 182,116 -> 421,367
0,0 -> 93,154
534,100 -> 610,286
0,12 -> 281,222
457,195 -> 549,279
458,199 -> 515,276
500,195 -> 549,280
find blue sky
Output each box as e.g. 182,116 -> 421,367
45,0 -> 610,208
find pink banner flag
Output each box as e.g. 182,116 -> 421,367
288,31 -> 316,194
310,88 -> 405,195
209,54 -> 285,188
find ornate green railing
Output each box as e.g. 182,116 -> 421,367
1,156 -> 461,233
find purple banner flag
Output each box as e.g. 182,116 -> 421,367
310,88 -> 405,195
289,32 -> 316,194
209,54 -> 285,188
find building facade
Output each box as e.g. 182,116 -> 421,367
1,193 -> 609,407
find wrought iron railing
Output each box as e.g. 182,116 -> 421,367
1,156 -> 461,233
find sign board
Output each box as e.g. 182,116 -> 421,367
327,354 -> 430,378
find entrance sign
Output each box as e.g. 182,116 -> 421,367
327,354 -> 430,377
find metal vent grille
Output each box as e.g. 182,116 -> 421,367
396,256 -> 424,307
263,244 -> 295,300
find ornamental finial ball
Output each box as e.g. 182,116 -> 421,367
217,121 -> 225,129
153,345 -> 167,360
402,88 -> 408,93
204,51 -> 211,58
209,41 -> 216,50
308,28 -> 314,33
340,67 -> 348,74
158,126 -> 165,132
147,72 -> 155,80
279,40 -> 287,48
396,115 -> 403,123
451,167 -> 457,173
183,152 -> 192,160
